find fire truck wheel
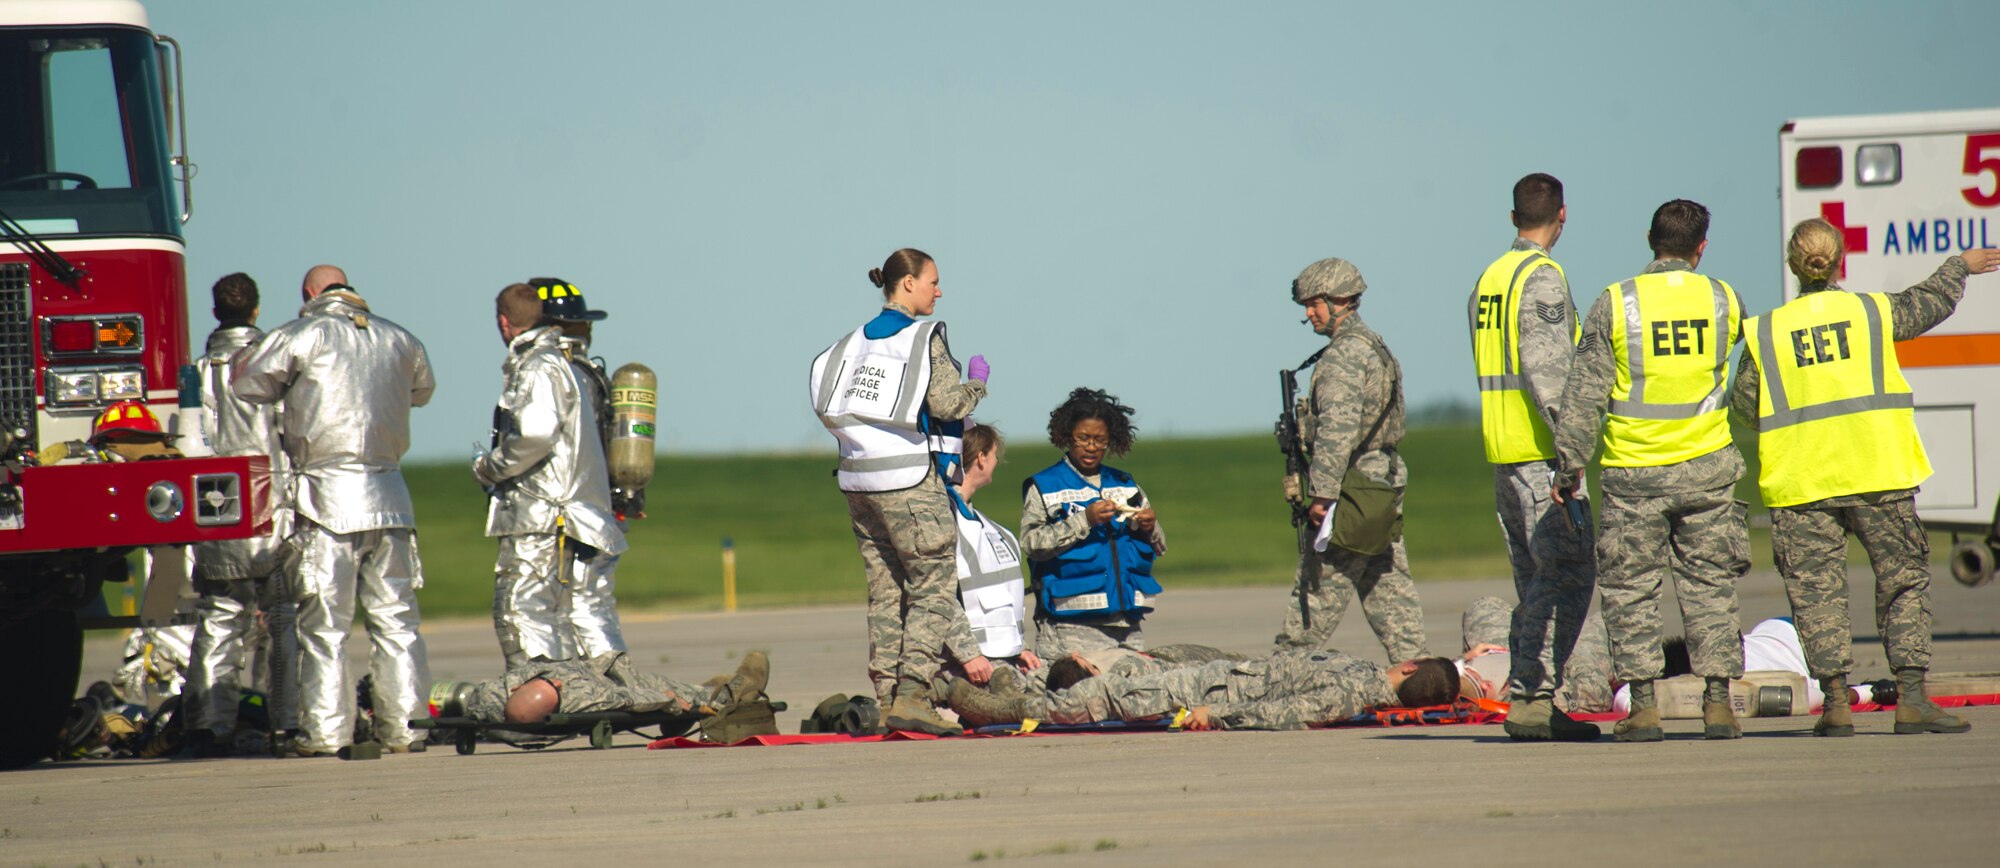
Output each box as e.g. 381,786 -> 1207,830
0,609 -> 84,770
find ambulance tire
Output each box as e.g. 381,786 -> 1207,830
0,609 -> 84,770
1950,540 -> 1996,588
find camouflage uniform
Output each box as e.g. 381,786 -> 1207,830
1049,650 -> 1397,730
1729,258 -> 1972,678
1474,239 -> 1599,702
847,303 -> 985,705
1020,474 -> 1166,659
1553,258 -> 1749,684
1274,309 -> 1428,662
462,652 -> 714,722
1463,596 -> 1616,713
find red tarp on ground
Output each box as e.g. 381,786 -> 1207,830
646,693 -> 2000,747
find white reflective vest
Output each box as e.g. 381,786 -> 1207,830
955,505 -> 1027,659
809,320 -> 942,492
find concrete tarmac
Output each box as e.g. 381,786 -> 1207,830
7,569 -> 2000,866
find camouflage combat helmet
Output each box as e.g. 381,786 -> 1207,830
1291,257 -> 1367,304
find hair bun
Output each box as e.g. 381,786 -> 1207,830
867,267 -> 886,289
1806,254 -> 1834,274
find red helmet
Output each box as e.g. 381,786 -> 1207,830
91,401 -> 170,443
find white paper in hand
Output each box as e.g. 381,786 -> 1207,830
1312,502 -> 1336,553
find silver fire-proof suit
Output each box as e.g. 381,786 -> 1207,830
186,323 -> 300,737
560,333 -> 630,658
232,290 -> 434,752
475,326 -> 627,668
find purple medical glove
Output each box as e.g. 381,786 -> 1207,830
966,354 -> 990,384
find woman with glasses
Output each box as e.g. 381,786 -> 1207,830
1021,387 -> 1167,660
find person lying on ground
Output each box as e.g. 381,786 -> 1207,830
948,649 -> 1456,731
1458,596 -> 1883,712
454,650 -> 769,725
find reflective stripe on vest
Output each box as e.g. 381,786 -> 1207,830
1469,248 -> 1574,463
1601,272 -> 1740,467
809,320 -> 939,491
1744,291 -> 1930,507
956,508 -> 1027,658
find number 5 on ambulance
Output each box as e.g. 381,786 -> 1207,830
1779,108 -> 2000,586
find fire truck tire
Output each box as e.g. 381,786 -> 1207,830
0,609 -> 84,770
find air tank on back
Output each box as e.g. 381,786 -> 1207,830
608,362 -> 657,517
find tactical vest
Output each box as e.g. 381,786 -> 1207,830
1602,271 -> 1741,467
1743,291 -> 1930,507
955,506 -> 1027,658
1470,248 -> 1575,463
1025,459 -> 1160,620
808,318 -> 959,492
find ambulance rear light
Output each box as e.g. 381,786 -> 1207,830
1795,146 -> 1841,189
1856,143 -> 1901,186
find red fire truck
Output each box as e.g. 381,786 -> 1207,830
1,0 -> 270,768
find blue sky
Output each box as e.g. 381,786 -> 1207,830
149,0 -> 1995,458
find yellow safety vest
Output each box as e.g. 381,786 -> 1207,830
1601,271 -> 1741,467
1743,291 -> 1929,507
1470,248 -> 1575,463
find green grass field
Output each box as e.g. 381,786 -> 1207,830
395,423 -> 1944,617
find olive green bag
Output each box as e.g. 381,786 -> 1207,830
1329,465 -> 1401,555
1325,339 -> 1403,556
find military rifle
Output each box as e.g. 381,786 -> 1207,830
1274,347 -> 1328,630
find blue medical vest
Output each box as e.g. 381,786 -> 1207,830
1024,459 -> 1160,619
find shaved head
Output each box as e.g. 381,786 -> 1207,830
504,678 -> 559,723
302,264 -> 349,300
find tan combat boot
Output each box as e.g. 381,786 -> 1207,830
1702,677 -> 1741,740
1613,680 -> 1664,742
884,685 -> 963,737
1504,697 -> 1601,742
988,666 -> 1031,701
946,678 -> 1032,727
1814,675 -> 1854,737
1893,668 -> 1970,734
715,651 -> 769,708
1613,706 -> 1664,742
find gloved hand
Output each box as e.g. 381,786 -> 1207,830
966,354 -> 990,384
471,453 -> 499,489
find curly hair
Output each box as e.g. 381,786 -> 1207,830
1046,387 -> 1138,457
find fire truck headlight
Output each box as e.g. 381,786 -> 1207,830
48,369 -> 101,406
146,481 -> 185,523
1857,143 -> 1901,186
98,369 -> 144,401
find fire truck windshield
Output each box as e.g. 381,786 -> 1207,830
0,27 -> 179,240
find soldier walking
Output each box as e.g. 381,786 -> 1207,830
1273,258 -> 1428,663
1734,218 -> 1999,736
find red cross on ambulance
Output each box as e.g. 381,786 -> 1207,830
1818,201 -> 1868,279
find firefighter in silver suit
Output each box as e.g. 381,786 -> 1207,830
533,277 -> 629,659
183,272 -> 300,756
475,282 -> 627,668
232,265 -> 435,757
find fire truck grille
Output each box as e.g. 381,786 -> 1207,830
0,263 -> 33,449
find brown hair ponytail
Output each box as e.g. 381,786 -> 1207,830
869,248 -> 933,299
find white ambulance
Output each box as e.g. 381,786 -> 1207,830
1778,108 -> 2000,586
